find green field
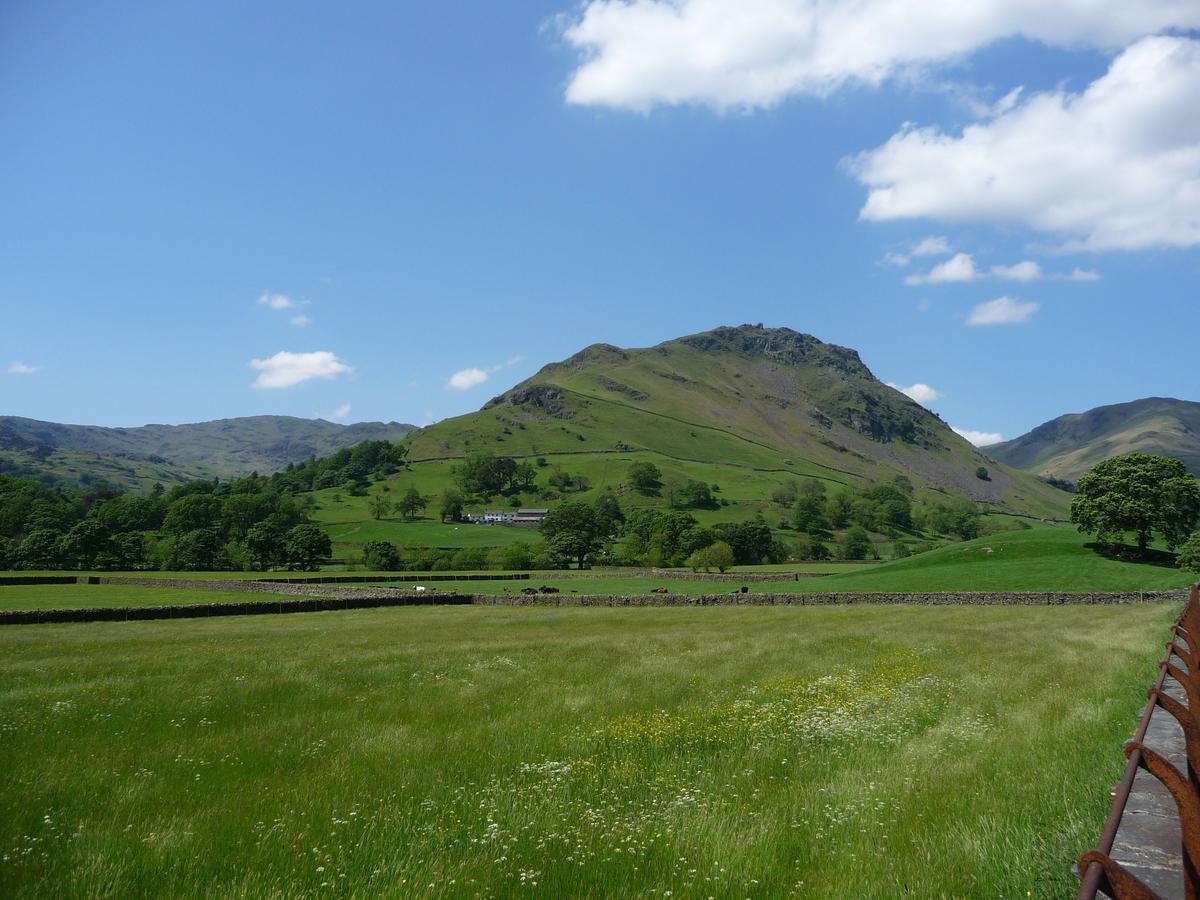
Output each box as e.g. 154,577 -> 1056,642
345,526 -> 1195,596
0,602 -> 1176,897
800,526 -> 1192,593
324,517 -> 539,551
3,526 -> 1191,615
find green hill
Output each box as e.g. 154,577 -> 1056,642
316,324 -> 1069,558
988,397 -> 1200,483
401,324 -> 1069,519
0,415 -> 415,493
790,525 -> 1191,592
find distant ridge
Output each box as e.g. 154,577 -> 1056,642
988,397 -> 1200,481
0,415 -> 415,491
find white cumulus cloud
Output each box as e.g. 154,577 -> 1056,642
322,403 -> 353,422
1066,267 -> 1101,281
447,367 -> 490,391
966,296 -> 1039,326
6,361 -> 39,375
886,382 -> 941,404
560,1 -> 1198,111
952,425 -> 1004,446
853,35 -> 1200,250
905,252 -> 978,284
290,314 -> 312,327
249,351 -> 353,389
445,355 -> 525,391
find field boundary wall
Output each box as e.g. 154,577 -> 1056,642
0,586 -> 1188,625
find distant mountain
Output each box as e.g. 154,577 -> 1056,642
405,324 -> 1069,518
0,415 -> 415,492
988,398 -> 1200,482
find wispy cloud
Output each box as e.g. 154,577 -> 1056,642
905,252 -> 1093,286
881,235 -> 951,268
320,403 -> 353,422
257,292 -> 296,310
259,292 -> 313,325
912,236 -> 951,257
966,296 -> 1039,326
990,260 -> 1041,281
249,351 -> 353,389
952,425 -> 1004,446
886,382 -> 941,404
6,361 -> 39,375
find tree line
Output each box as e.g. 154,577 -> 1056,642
0,472 -> 331,571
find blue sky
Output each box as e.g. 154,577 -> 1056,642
2,1 -> 1197,445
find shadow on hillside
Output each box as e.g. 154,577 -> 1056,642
1085,542 -> 1179,569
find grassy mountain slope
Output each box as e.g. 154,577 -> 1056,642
988,397 -> 1200,481
0,415 -> 415,492
403,324 -> 1069,520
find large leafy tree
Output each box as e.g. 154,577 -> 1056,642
1071,453 -> 1200,558
362,540 -> 402,571
244,521 -> 286,569
540,501 -> 612,569
454,452 -> 516,496
167,528 -> 227,571
286,524 -> 331,571
395,488 -> 427,521
628,461 -> 663,496
439,489 -> 464,523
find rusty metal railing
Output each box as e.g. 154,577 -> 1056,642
1077,582 -> 1200,899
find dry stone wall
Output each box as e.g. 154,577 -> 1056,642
473,590 -> 1190,607
0,583 -> 1188,625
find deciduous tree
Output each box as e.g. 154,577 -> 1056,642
1071,454 -> 1200,558
286,524 -> 331,571
396,488 -> 427,521
539,501 -> 610,569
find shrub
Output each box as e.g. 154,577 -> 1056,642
1179,533 -> 1200,577
794,534 -> 830,561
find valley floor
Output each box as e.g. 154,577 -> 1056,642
0,603 -> 1175,897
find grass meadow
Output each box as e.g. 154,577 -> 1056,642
3,526 -> 1192,612
0,602 -> 1177,898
